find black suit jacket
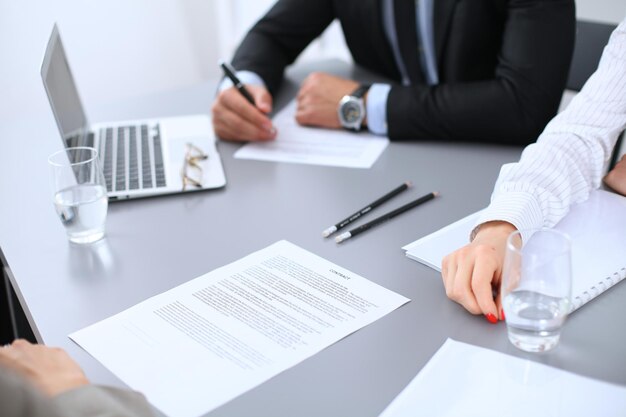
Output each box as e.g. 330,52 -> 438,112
232,0 -> 575,144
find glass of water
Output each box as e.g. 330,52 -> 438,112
48,147 -> 108,244
501,229 -> 572,352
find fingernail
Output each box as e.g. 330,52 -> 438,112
500,309 -> 506,321
485,313 -> 498,324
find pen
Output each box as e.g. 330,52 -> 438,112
335,191 -> 440,243
220,61 -> 256,106
322,181 -> 413,237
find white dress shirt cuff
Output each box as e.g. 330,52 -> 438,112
472,191 -> 545,245
366,83 -> 391,135
217,70 -> 267,92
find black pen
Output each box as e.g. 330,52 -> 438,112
322,181 -> 413,237
335,191 -> 440,243
220,61 -> 256,106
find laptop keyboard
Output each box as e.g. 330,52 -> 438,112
97,123 -> 167,193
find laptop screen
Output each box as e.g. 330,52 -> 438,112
41,24 -> 88,147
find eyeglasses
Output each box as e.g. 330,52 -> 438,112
181,143 -> 209,191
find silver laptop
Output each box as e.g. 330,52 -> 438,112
41,24 -> 226,200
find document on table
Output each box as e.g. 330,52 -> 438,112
380,339 -> 626,417
234,100 -> 389,168
70,240 -> 409,417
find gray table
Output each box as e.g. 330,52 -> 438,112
1,61 -> 625,417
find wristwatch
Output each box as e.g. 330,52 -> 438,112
338,84 -> 370,131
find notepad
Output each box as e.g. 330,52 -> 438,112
379,339 -> 626,417
402,190 -> 626,312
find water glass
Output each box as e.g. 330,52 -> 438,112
48,147 -> 108,244
501,229 -> 572,352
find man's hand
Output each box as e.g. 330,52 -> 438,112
212,85 -> 277,142
295,72 -> 360,129
441,221 -> 518,323
604,154 -> 626,196
0,339 -> 89,397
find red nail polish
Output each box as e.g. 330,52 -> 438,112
500,309 -> 506,321
485,313 -> 498,324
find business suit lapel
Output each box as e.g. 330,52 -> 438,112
394,0 -> 424,84
434,0 -> 457,68
367,0 -> 403,80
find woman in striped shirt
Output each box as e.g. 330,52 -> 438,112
442,18 -> 626,323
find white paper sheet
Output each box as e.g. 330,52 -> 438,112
70,240 -> 409,417
380,339 -> 626,417
234,100 -> 389,168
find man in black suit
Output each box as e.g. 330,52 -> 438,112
212,0 -> 575,145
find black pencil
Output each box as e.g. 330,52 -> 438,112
335,192 -> 440,243
322,181 -> 412,237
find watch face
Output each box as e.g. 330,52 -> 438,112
341,100 -> 362,124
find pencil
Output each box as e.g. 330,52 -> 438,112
322,181 -> 412,237
335,191 -> 440,243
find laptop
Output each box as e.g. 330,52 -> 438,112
41,24 -> 226,200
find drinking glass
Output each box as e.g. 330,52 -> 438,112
501,229 -> 572,352
48,147 -> 108,244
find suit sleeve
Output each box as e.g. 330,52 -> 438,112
1,370 -> 154,417
387,0 -> 576,144
1,370 -> 64,417
231,0 -> 335,95
52,385 -> 155,417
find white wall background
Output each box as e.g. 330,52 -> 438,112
0,0 -> 624,122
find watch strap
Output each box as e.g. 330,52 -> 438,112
350,84 -> 371,99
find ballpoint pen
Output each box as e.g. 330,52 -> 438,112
220,61 -> 256,106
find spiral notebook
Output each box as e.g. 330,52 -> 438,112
402,190 -> 626,312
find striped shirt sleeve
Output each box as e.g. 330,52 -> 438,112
475,18 -> 626,244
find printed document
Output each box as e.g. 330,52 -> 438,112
70,240 -> 409,417
234,100 -> 389,168
380,339 -> 626,417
